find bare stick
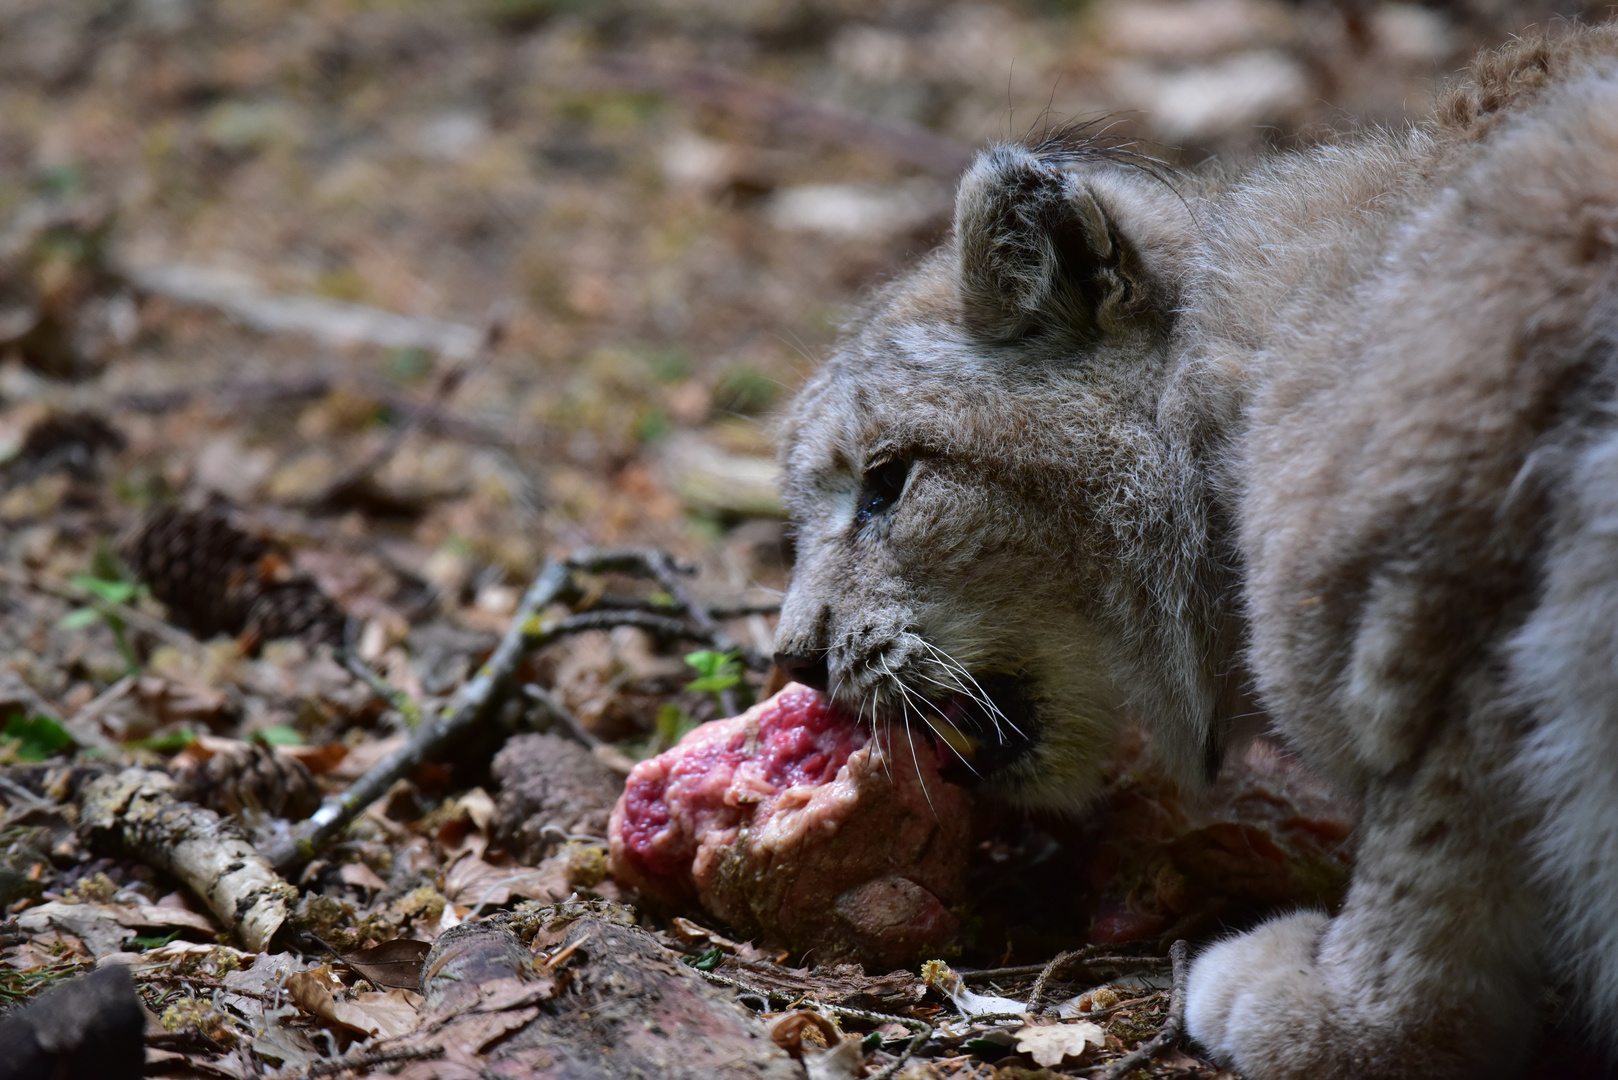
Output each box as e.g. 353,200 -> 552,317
123,260 -> 485,360
522,683 -> 602,749
529,609 -> 767,671
266,547 -> 754,871
263,559 -> 571,872
566,547 -> 767,718
958,952 -> 1170,983
80,768 -> 297,951
1024,948 -> 1080,1018
1093,939 -> 1190,1080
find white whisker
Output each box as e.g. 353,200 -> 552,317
897,696 -> 937,820
920,639 -> 1028,740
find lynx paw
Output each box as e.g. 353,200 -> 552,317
1185,911 -> 1329,1072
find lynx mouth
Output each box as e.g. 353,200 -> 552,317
906,672 -> 1040,788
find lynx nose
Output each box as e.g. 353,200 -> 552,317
772,651 -> 829,692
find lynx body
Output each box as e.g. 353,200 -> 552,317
774,25 -> 1618,1078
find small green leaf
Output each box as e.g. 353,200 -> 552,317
252,724 -> 303,747
684,650 -> 746,705
3,715 -> 75,761
126,728 -> 197,752
130,930 -> 182,950
57,608 -> 102,631
862,1032 -> 884,1052
681,947 -> 724,972
69,575 -> 142,606
683,650 -> 730,679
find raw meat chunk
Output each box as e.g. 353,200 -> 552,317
609,684 -> 971,967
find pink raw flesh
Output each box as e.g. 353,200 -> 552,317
609,683 -> 972,967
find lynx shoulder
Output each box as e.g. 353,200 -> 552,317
775,23 -> 1618,1080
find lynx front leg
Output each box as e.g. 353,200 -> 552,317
1185,744 -> 1543,1080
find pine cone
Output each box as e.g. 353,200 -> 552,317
172,740 -> 322,821
13,410 -> 125,479
121,507 -> 344,647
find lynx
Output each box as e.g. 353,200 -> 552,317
773,23 -> 1618,1079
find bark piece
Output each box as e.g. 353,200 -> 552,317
492,733 -> 623,862
0,964 -> 144,1080
494,914 -> 802,1080
80,768 -> 296,951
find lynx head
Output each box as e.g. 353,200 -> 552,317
774,139 -> 1227,808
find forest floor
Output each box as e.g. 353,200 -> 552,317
0,1 -> 1605,1077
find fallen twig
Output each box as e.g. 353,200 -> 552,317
266,547 -> 760,871
123,260 -> 485,360
529,609 -> 768,672
79,768 -> 297,951
62,674 -> 135,752
1024,948 -> 1080,1018
263,558 -> 572,872
522,683 -> 603,749
1091,939 -> 1189,1080
566,545 -> 770,719
959,952 -> 1172,982
338,648 -> 422,728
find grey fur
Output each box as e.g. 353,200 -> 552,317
776,23 -> 1618,1079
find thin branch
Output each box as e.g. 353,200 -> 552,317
264,546 -> 759,872
263,559 -> 572,872
1024,948 -> 1080,1018
566,546 -> 770,694
528,609 -> 768,671
521,683 -> 602,750
122,260 -> 484,360
1092,939 -> 1189,1080
338,649 -> 422,728
959,952 -> 1171,982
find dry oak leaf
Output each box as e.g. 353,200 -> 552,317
1014,1020 -> 1107,1067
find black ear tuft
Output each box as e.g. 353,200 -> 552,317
954,147 -> 1135,344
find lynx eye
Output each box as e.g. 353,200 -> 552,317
855,458 -> 910,525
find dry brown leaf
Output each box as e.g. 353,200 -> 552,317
109,902 -> 218,935
338,989 -> 423,1039
278,741 -> 348,774
1014,1020 -> 1106,1067
338,861 -> 388,893
441,852 -> 569,909
341,938 -> 432,990
286,967 -> 373,1039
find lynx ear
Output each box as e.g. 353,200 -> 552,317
954,146 -> 1165,344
